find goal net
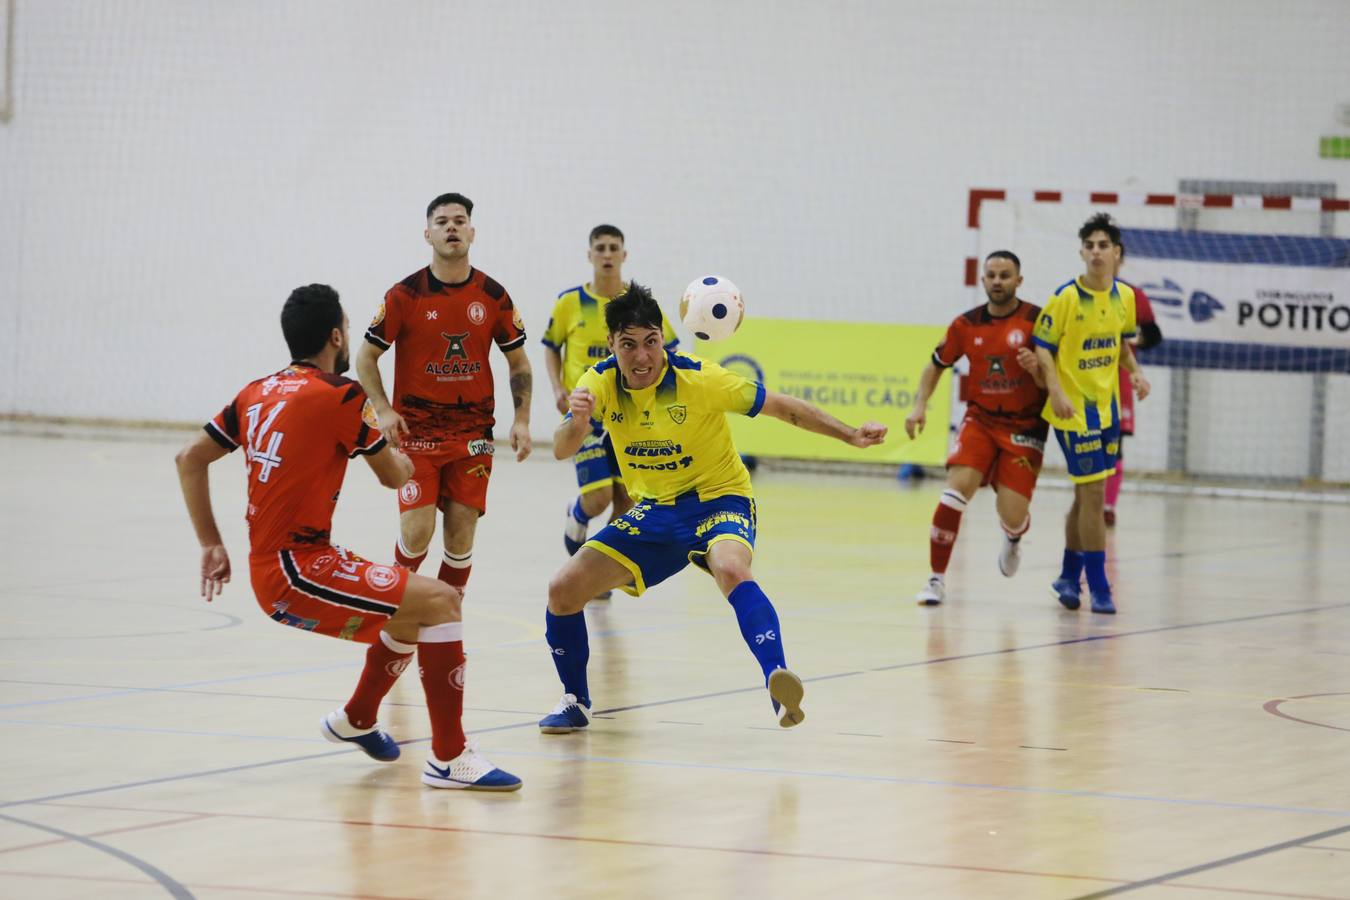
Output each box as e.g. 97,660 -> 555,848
967,188 -> 1350,490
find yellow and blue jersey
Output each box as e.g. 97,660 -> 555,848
574,349 -> 765,504
1032,277 -> 1137,432
542,284 -> 679,392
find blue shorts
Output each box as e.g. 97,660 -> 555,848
584,492 -> 757,596
1054,421 -> 1121,484
574,423 -> 621,494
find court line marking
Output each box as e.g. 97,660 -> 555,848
0,869 -> 426,900
0,814 -> 207,856
1262,692 -> 1350,734
1069,820 -> 1350,899
0,811 -> 193,899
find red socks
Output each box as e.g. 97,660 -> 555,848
929,489 -> 968,574
344,631 -> 416,729
419,622 -> 467,761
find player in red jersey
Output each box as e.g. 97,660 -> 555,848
904,251 -> 1049,605
1106,243 -> 1163,525
175,284 -> 520,791
356,192 -> 533,597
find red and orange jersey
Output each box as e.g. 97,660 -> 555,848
204,363 -> 385,556
365,267 -> 526,449
933,300 -> 1047,432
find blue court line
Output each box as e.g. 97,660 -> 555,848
1070,820 -> 1350,898
0,718 -> 324,744
0,662 -> 353,711
0,811 -> 193,899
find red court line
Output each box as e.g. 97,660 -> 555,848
1261,692 -> 1350,733
0,813 -> 207,856
0,869 -> 427,899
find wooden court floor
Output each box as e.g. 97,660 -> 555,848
1,426 -> 1348,899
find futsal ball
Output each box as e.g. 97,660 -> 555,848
680,275 -> 744,342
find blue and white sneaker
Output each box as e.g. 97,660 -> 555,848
538,693 -> 592,733
564,501 -> 588,556
320,709 -> 400,762
768,668 -> 806,729
1090,592 -> 1116,615
422,742 -> 522,792
1051,578 -> 1082,611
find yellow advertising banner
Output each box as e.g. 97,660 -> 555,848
696,318 -> 950,465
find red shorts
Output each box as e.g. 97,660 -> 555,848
249,546 -> 410,644
948,416 -> 1046,499
397,442 -> 494,515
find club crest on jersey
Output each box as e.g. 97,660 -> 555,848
512,309 -> 525,331
371,300 -> 386,326
441,332 -> 469,360
668,404 -> 687,424
307,553 -> 338,576
468,301 -> 487,325
361,399 -> 379,429
400,481 -> 422,505
1006,329 -> 1026,348
364,565 -> 399,592
987,356 -> 1006,375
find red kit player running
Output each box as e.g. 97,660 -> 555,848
175,284 -> 520,791
905,251 -> 1048,605
356,192 -> 533,598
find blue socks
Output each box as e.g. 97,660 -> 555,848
570,498 -> 589,525
1083,550 -> 1110,599
1059,549 -> 1085,584
545,609 -> 590,706
727,581 -> 787,684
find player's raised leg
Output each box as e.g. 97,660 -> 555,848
705,538 -> 803,728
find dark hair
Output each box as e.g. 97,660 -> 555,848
426,192 -> 474,219
281,284 -> 343,360
1079,212 -> 1121,245
589,224 -> 625,245
604,282 -> 662,334
985,249 -> 1021,270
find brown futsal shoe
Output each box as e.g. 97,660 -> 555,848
768,667 -> 806,728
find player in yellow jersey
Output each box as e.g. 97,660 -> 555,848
537,284 -> 887,732
541,225 -> 679,571
1032,214 -> 1151,615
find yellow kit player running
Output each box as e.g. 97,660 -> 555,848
1032,213 -> 1151,615
541,225 -> 678,562
537,284 -> 887,732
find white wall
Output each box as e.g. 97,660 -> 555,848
2,0 -> 1348,440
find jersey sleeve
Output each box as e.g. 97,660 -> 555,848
204,394 -> 244,451
1134,285 -> 1156,326
574,365 -> 610,428
541,295 -> 570,351
1121,286 -> 1138,341
702,359 -> 767,418
365,287 -> 404,351
661,314 -> 680,350
331,381 -> 387,458
494,294 -> 527,352
1032,292 -> 1066,353
932,319 -> 965,368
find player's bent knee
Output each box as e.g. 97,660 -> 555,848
580,488 -> 612,519
401,576 -> 462,625
547,570 -> 590,615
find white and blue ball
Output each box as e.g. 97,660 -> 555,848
679,275 -> 744,342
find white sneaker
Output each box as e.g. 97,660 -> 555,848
916,576 -> 945,606
999,536 -> 1022,577
421,741 -> 522,791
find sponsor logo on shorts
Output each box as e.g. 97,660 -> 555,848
468,301 -> 487,325
694,511 -> 752,538
400,481 -> 422,505
1010,433 -> 1045,451
386,657 -> 411,677
467,463 -> 490,479
364,565 -> 399,592
449,661 -> 466,691
467,438 -> 495,457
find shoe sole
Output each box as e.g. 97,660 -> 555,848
916,596 -> 942,606
421,772 -> 523,792
538,723 -> 587,734
1050,585 -> 1081,611
768,669 -> 806,728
